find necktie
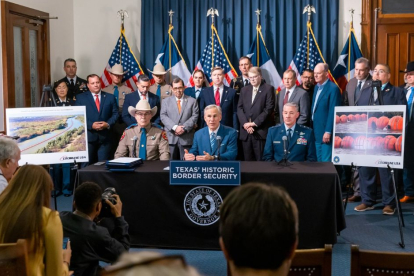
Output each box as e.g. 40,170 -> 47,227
408,87 -> 414,121
94,94 -> 100,112
156,85 -> 161,97
283,90 -> 290,105
373,87 -> 378,103
114,86 -> 119,107
244,79 -> 249,86
215,88 -> 220,106
287,129 -> 292,146
354,81 -> 362,103
195,90 -> 200,99
252,88 -> 258,103
177,99 -> 181,114
139,128 -> 147,160
70,79 -> 74,87
210,132 -> 217,152
141,93 -> 146,100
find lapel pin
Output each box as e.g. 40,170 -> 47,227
151,136 -> 156,140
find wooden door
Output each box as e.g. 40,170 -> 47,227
1,1 -> 50,109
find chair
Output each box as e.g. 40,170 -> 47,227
351,244 -> 414,276
288,244 -> 332,276
0,239 -> 29,276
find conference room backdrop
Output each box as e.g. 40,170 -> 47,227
141,0 -> 339,76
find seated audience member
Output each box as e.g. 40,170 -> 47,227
103,251 -> 201,276
60,182 -> 130,276
0,137 -> 21,194
184,105 -> 238,161
115,100 -> 170,160
0,165 -> 71,275
219,183 -> 298,276
263,102 -> 316,162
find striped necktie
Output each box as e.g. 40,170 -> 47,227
210,132 -> 217,152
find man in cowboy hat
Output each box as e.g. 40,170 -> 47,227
148,64 -> 172,102
115,100 -> 170,160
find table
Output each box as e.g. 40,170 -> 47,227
77,161 -> 345,250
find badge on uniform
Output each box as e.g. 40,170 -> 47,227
300,132 -> 305,136
273,141 -> 281,144
151,135 -> 156,140
297,138 -> 307,145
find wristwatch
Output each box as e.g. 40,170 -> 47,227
213,155 -> 219,160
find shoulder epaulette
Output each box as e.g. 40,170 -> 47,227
126,123 -> 138,130
152,123 -> 164,130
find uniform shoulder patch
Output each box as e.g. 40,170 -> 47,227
120,131 -> 126,141
126,123 -> 138,130
162,131 -> 168,141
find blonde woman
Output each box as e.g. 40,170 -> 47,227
0,165 -> 71,275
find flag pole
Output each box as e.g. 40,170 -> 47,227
117,10 -> 129,64
255,9 -> 261,66
303,5 -> 315,69
207,8 -> 219,69
168,10 -> 174,82
347,9 -> 355,81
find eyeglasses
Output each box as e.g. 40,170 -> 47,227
172,87 -> 184,91
249,75 -> 259,80
136,112 -> 152,117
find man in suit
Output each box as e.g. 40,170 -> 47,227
184,105 -> 238,161
263,102 -> 316,162
115,100 -> 170,160
299,69 -> 315,101
311,63 -> 341,162
148,64 -> 172,102
237,67 -> 275,161
184,69 -> 206,100
230,56 -> 253,96
122,74 -> 161,127
55,58 -> 87,101
199,67 -> 239,130
75,74 -> 118,165
276,69 -> 310,125
355,64 -> 407,215
161,78 -> 199,160
220,183 -> 298,276
342,57 -> 372,202
400,61 -> 414,203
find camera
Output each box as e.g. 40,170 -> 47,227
100,187 -> 117,218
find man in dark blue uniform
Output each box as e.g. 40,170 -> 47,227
355,64 -> 407,215
263,102 -> 316,162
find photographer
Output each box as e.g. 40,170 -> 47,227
60,182 -> 130,276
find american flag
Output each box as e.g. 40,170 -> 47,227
101,30 -> 143,91
189,28 -> 237,86
279,27 -> 338,91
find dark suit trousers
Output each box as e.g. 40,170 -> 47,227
170,142 -> 191,160
86,140 -> 112,166
242,135 -> 265,161
358,167 -> 395,206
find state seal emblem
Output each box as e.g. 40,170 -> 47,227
184,186 -> 223,226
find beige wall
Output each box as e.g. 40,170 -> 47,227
338,0 -> 362,52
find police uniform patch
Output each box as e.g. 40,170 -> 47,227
162,131 -> 168,141
184,186 -> 223,226
120,131 -> 126,141
297,137 -> 307,145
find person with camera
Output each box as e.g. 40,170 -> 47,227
60,182 -> 130,276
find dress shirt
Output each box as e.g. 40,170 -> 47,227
172,96 -> 184,131
285,85 -> 296,101
242,77 -> 250,85
194,87 -> 202,99
139,91 -> 148,99
67,76 -> 77,84
312,79 -> 329,119
90,91 -> 101,102
208,124 -> 221,137
284,124 -> 296,136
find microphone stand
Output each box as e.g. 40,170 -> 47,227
388,165 -> 405,248
132,136 -> 138,158
216,136 -> 222,160
277,136 -> 292,167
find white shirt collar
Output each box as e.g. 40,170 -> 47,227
67,76 -> 77,84
208,124 -> 221,136
284,124 -> 296,133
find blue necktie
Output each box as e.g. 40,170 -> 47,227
156,85 -> 161,98
408,87 -> 414,121
139,128 -> 147,160
210,132 -> 217,152
114,86 -> 119,107
287,129 -> 292,147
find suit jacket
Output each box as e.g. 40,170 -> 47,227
160,95 -> 199,146
343,75 -> 372,106
184,87 -> 203,127
122,91 -> 161,127
199,86 -> 239,130
75,91 -> 119,143
237,83 -> 275,140
230,76 -> 265,95
357,82 -> 407,107
189,125 -> 238,160
263,124 -> 317,162
276,86 -> 310,125
311,80 -> 341,142
55,76 -> 87,100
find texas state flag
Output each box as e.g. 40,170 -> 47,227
332,29 -> 363,92
247,32 -> 282,90
152,29 -> 192,86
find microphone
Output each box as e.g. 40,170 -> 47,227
282,136 -> 287,156
132,136 -> 138,158
216,136 -> 222,160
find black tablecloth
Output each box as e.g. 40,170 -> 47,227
77,161 -> 345,250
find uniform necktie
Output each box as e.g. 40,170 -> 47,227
156,85 -> 161,97
94,94 -> 100,112
408,87 -> 414,121
70,79 -> 74,87
354,81 -> 362,103
287,129 -> 292,146
114,86 -> 119,107
244,79 -> 249,86
177,99 -> 181,114
283,90 -> 290,105
210,132 -> 217,152
139,128 -> 147,160
215,88 -> 220,106
252,87 -> 258,103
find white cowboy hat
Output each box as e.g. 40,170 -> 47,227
108,64 -> 128,75
147,64 -> 169,75
128,100 -> 157,117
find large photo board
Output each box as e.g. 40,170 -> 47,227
332,105 -> 405,169
6,106 -> 89,165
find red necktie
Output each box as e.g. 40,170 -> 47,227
95,94 -> 100,112
283,90 -> 290,105
142,93 -> 146,100
215,88 -> 220,106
